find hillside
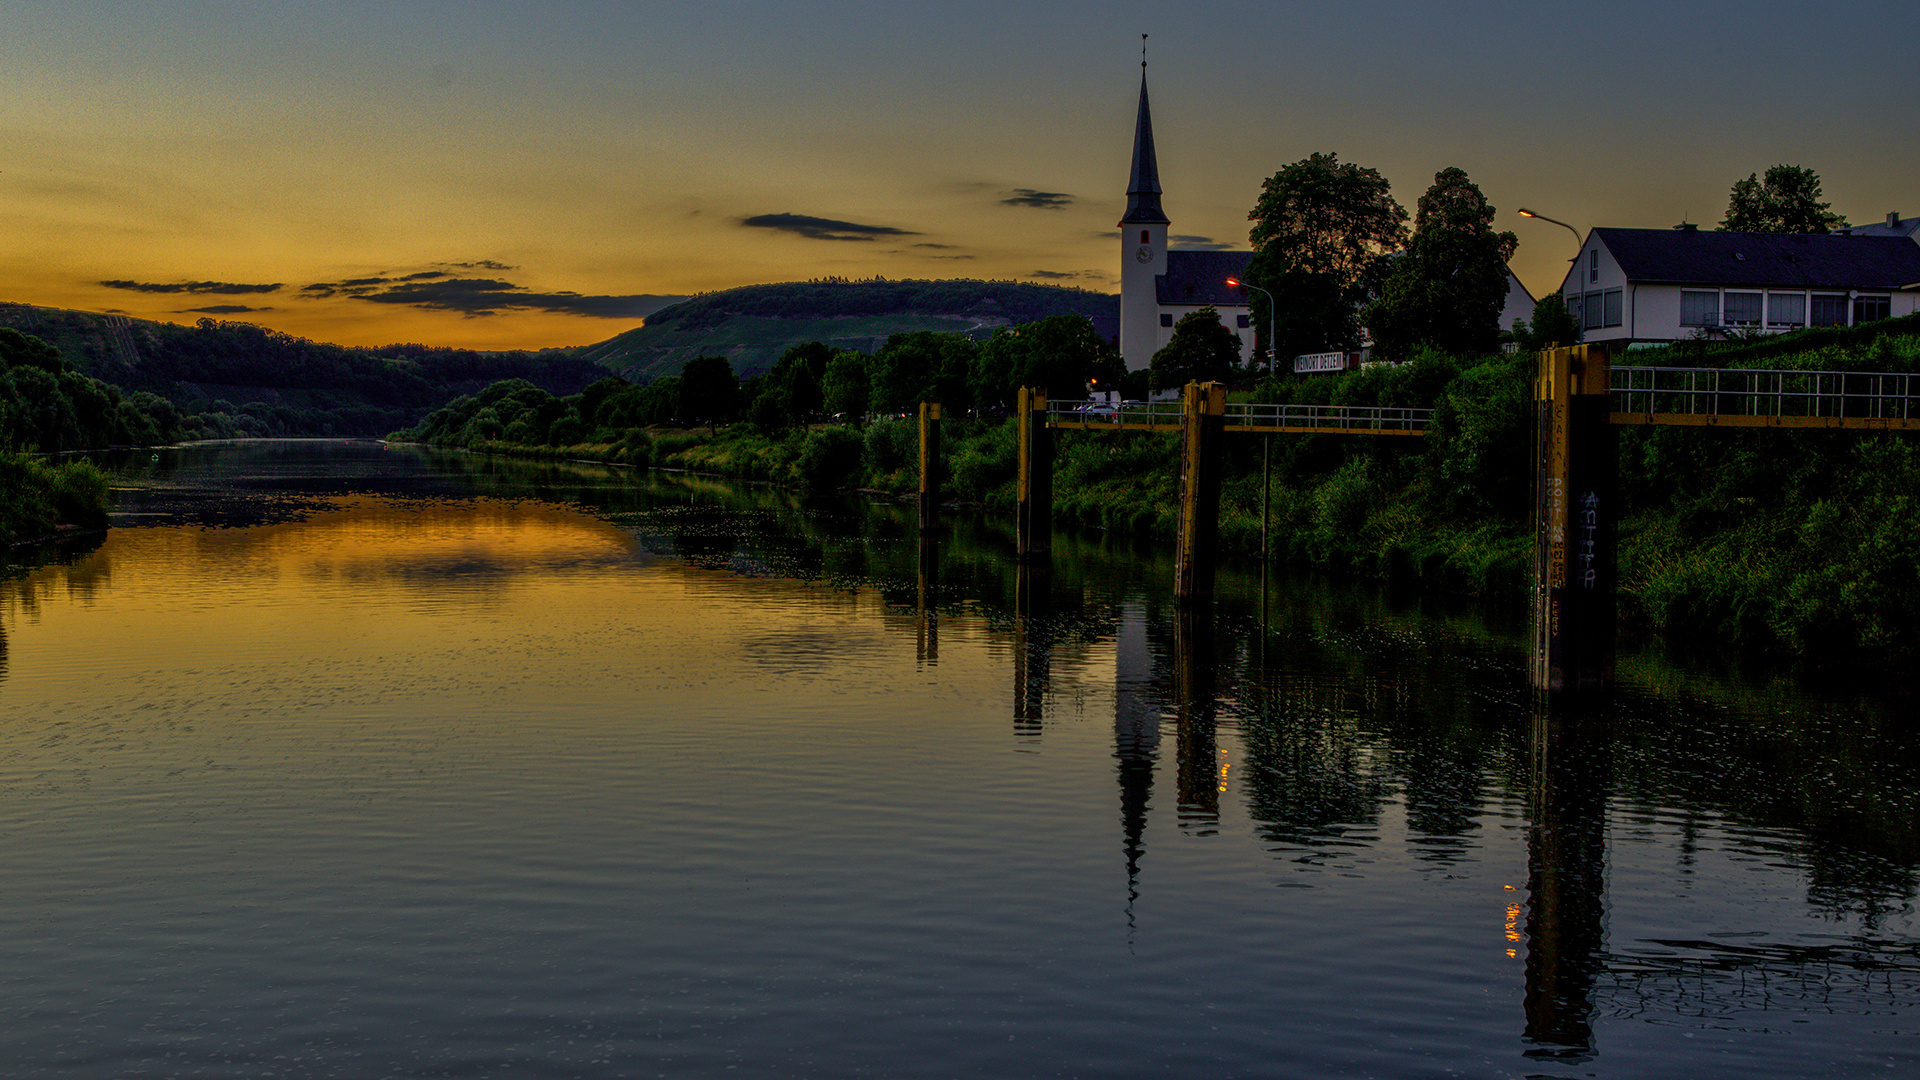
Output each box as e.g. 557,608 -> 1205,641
574,278 -> 1118,382
0,302 -> 608,438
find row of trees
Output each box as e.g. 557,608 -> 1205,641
405,314 -> 1129,448
1239,155 -> 1516,363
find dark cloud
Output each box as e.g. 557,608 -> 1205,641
1002,189 -> 1074,210
741,213 -> 918,241
913,243 -> 959,249
99,279 -> 282,295
1172,234 -> 1236,251
184,304 -> 271,314
440,260 -> 516,271
1028,269 -> 1100,281
345,277 -> 685,319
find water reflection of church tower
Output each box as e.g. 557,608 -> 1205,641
1113,597 -> 1159,905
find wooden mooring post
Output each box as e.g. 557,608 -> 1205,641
1173,380 -> 1227,606
1532,345 -> 1617,693
1016,387 -> 1052,561
918,401 -> 941,534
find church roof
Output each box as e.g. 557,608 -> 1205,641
1118,73 -> 1168,226
1157,250 -> 1254,307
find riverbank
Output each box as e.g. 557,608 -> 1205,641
391,329 -> 1920,663
0,452 -> 111,546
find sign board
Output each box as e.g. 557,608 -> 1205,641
1294,351 -> 1349,374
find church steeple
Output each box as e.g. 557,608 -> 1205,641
1119,70 -> 1169,226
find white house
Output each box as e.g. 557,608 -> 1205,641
1559,225 -> 1920,345
1117,72 -> 1255,371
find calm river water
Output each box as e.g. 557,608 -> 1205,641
1,440 -> 1915,1079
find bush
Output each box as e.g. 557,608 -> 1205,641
796,427 -> 863,491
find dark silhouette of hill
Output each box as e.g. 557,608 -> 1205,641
0,303 -> 608,438
574,278 -> 1118,382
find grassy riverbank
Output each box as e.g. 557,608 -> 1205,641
395,319 -> 1920,662
0,453 -> 111,545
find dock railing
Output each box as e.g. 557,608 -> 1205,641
1610,366 -> 1920,427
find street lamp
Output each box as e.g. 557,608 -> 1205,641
1225,277 -> 1276,377
1517,208 -> 1584,260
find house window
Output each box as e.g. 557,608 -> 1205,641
1588,249 -> 1599,284
1810,294 -> 1848,326
1159,313 -> 1174,328
1582,291 -> 1603,330
1723,291 -> 1763,326
1566,291 -> 1583,326
1853,295 -> 1891,324
1603,289 -> 1623,327
1680,290 -> 1719,326
1767,292 -> 1805,327
1235,314 -> 1251,329
1140,230 -> 1150,243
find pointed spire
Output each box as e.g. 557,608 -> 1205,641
1119,57 -> 1168,226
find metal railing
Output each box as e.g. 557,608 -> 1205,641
1224,401 -> 1429,433
1610,366 -> 1920,424
1045,399 -> 1183,427
1046,398 -> 1430,434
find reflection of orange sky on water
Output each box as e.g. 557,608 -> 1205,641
0,497 -> 1037,725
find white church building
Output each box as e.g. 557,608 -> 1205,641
1116,72 -> 1256,372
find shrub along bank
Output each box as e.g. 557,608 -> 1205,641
396,320 -> 1920,662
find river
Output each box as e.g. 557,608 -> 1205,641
0,439 -> 1913,1078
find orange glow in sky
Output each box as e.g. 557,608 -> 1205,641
4,2 -> 1913,349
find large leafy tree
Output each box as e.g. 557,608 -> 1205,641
1365,167 -> 1518,359
1720,164 -> 1848,233
1148,308 -> 1242,391
1244,152 -> 1408,362
972,315 -> 1116,409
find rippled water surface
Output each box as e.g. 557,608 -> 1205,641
1,440 -> 1914,1078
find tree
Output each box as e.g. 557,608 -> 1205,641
1720,165 -> 1848,233
1148,308 -> 1242,391
1511,293 -> 1580,353
1244,152 -> 1408,362
676,355 -> 738,430
1364,168 -> 1518,359
972,315 -> 1115,410
820,351 -> 872,421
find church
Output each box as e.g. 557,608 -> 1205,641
1116,70 -> 1256,372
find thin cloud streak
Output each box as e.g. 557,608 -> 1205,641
740,213 -> 919,241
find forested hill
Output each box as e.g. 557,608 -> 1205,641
574,278 -> 1118,383
0,303 -> 608,438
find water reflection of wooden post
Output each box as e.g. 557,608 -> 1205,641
916,533 -> 939,664
1173,606 -> 1219,830
918,401 -> 941,534
1523,698 -> 1611,1063
1531,345 -> 1616,693
1011,560 -> 1050,737
1016,387 -> 1052,562
1174,380 -> 1226,606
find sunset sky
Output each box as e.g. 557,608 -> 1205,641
5,1 -> 1914,350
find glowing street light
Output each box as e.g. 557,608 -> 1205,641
1225,277 -> 1276,376
1517,208 -> 1584,260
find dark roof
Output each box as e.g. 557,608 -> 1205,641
1118,74 -> 1168,226
1157,250 -> 1254,307
1593,228 -> 1920,289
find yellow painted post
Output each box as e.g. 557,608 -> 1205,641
918,401 -> 941,534
1016,387 -> 1052,561
1531,345 -> 1616,693
1173,381 -> 1227,605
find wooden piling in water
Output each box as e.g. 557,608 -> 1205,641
1016,387 -> 1052,561
918,401 -> 941,534
1173,381 -> 1226,606
1531,345 -> 1617,693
